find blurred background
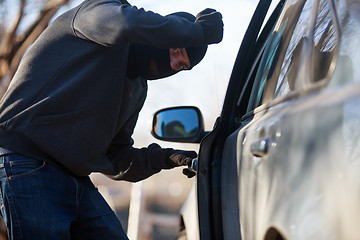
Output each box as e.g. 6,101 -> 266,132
0,0 -> 257,239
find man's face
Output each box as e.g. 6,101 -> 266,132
147,48 -> 191,79
127,44 -> 193,80
169,48 -> 191,71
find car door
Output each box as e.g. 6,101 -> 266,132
220,0 -> 360,238
196,0 -> 284,239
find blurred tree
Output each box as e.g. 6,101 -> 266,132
0,0 -> 71,97
0,1 -> 72,238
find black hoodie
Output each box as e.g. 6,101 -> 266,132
0,0 -> 205,181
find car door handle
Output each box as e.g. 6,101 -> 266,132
250,138 -> 269,157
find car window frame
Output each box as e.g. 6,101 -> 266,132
235,0 -> 287,125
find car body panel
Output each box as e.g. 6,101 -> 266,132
237,83 -> 360,239
221,129 -> 242,239
221,0 -> 360,238
153,0 -> 360,238
180,185 -> 200,240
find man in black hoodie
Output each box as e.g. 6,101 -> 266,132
0,0 -> 223,239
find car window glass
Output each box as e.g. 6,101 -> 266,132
272,0 -> 313,98
310,0 -> 337,83
247,0 -> 310,111
248,0 -> 341,112
329,0 -> 360,85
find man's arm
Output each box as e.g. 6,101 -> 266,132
106,142 -> 172,182
72,0 -> 204,48
106,109 -> 196,182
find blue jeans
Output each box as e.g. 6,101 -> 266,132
0,151 -> 128,240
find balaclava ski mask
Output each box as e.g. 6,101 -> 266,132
127,12 -> 208,80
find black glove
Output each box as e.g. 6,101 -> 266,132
195,8 -> 224,45
167,150 -> 197,168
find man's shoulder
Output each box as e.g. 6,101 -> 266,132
81,0 -> 125,5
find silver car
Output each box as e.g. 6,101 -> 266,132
152,0 -> 360,238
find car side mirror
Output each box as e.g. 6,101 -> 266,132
151,106 -> 206,143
